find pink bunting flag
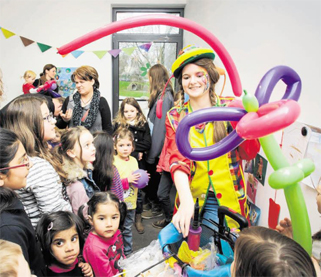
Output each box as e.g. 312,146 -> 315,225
108,49 -> 121,58
139,43 -> 152,52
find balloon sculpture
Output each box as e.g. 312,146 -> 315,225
57,13 -> 314,270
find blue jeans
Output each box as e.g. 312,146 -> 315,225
123,209 -> 135,256
200,191 -> 219,247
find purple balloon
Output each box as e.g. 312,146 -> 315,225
132,169 -> 149,189
255,65 -> 301,106
176,107 -> 246,161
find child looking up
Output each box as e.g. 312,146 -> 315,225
113,97 -> 151,234
92,131 -> 124,201
56,126 -> 100,214
36,211 -> 93,277
79,192 -> 127,277
113,129 -> 140,256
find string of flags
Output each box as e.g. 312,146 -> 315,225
0,26 -> 153,59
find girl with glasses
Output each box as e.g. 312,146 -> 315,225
0,128 -> 46,276
2,95 -> 72,228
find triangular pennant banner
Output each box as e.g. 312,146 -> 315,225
37,42 -> 52,53
20,36 -> 34,47
1,28 -> 15,39
108,49 -> 122,58
93,51 -> 108,59
122,47 -> 136,56
71,50 -> 84,58
61,54 -> 68,58
139,43 -> 152,52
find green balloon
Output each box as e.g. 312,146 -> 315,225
242,90 -> 259,112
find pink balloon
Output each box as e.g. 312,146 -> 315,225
58,14 -> 242,97
236,99 -> 300,140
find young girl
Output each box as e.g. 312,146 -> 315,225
0,127 -> 46,276
93,131 -> 124,201
113,97 -> 151,234
231,226 -> 316,276
56,126 -> 100,214
143,64 -> 174,220
36,211 -> 93,277
79,192 -> 127,277
2,94 -> 71,228
113,129 -> 140,256
22,70 -> 39,94
165,45 -> 259,241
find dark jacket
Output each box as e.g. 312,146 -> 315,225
113,122 -> 151,161
146,88 -> 174,164
0,198 -> 46,276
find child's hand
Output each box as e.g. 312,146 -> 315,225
79,262 -> 93,277
275,217 -> 293,239
59,108 -> 73,122
128,172 -> 141,184
138,152 -> 143,161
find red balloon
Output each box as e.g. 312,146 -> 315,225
58,14 -> 243,97
236,99 -> 300,140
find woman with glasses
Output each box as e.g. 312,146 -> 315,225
0,128 -> 46,276
2,94 -> 71,228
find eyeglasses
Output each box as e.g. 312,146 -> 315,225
0,156 -> 30,171
43,112 -> 54,122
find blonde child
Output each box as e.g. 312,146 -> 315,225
113,129 -> 141,256
79,192 -> 127,277
22,70 -> 38,94
113,97 -> 151,234
36,211 -> 93,276
92,131 -> 124,201
56,126 -> 100,215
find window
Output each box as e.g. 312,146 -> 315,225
112,8 -> 184,117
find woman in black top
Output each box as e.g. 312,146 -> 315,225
56,65 -> 113,134
0,128 -> 46,276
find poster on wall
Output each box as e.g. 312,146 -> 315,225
247,200 -> 261,226
56,67 -> 77,97
244,159 -> 254,174
253,154 -> 268,186
246,173 -> 258,204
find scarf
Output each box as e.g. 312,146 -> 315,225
72,89 -> 100,129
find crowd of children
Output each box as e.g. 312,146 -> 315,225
0,46 -> 319,277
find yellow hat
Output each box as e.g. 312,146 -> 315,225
171,45 -> 215,78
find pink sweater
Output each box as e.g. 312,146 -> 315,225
83,230 -> 125,277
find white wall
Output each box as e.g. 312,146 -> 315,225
0,0 -> 186,109
1,0 -> 320,233
184,0 -> 321,233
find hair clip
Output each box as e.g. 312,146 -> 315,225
47,222 -> 53,231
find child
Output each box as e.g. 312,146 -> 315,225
48,127 -> 65,149
113,97 -> 151,234
56,126 -> 100,214
93,131 -> 124,201
2,95 -> 71,228
22,70 -> 38,94
113,128 -> 141,256
231,226 -> 316,276
0,240 -> 33,277
36,211 -> 93,277
79,192 -> 127,277
0,127 -> 46,276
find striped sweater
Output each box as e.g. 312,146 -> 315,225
16,156 -> 72,228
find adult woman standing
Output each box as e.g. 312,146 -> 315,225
33,64 -> 59,93
166,45 -> 259,241
0,128 -> 46,276
142,64 -> 174,220
56,65 -> 112,134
